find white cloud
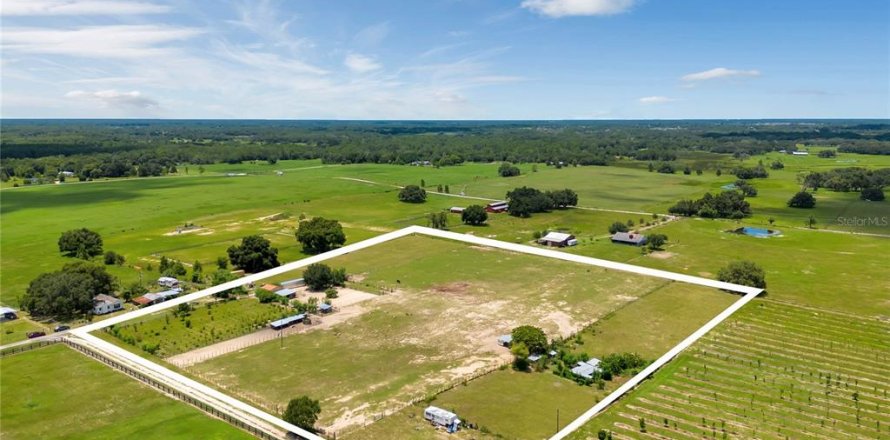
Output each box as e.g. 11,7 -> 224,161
638,96 -> 674,104
1,0 -> 170,16
65,89 -> 158,109
521,0 -> 636,17
1,25 -> 202,58
353,22 -> 390,47
344,53 -> 382,73
681,67 -> 761,82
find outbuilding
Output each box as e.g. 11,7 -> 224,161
571,358 -> 603,379
423,406 -> 461,432
449,207 -> 465,214
485,201 -> 509,213
317,303 -> 333,314
260,283 -> 281,292
538,232 -> 578,247
274,288 -> 297,299
497,334 -> 513,347
158,276 -> 180,288
611,232 -> 647,246
93,294 -> 123,315
270,313 -> 306,330
0,306 -> 18,321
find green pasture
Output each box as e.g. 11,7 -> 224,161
571,300 -> 890,439
0,318 -> 50,345
0,345 -> 253,440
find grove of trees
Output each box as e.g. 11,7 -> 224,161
461,205 -> 488,225
21,262 -> 117,319
506,187 -> 578,217
302,263 -> 347,291
398,185 -> 427,203
669,191 -> 752,219
498,162 -> 521,177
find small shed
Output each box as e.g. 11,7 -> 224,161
158,276 -> 180,288
539,232 -> 577,247
0,306 -> 18,321
275,288 -> 297,299
497,335 -> 513,347
317,303 -> 333,314
92,294 -> 123,315
260,284 -> 281,292
270,313 -> 306,330
449,207 -> 465,214
423,406 -> 461,432
528,354 -> 543,362
281,278 -> 306,288
610,232 -> 647,246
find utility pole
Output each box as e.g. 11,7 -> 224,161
556,408 -> 560,433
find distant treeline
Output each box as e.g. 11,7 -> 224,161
2,119 -> 888,181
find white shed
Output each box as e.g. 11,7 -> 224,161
424,406 -> 461,431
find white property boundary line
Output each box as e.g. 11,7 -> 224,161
68,225 -> 762,439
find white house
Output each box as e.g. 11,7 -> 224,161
571,358 -> 603,379
93,294 -> 123,315
158,276 -> 179,288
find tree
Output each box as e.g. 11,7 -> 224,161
717,261 -> 766,289
511,342 -> 530,371
461,205 -> 488,225
860,187 -> 885,201
282,396 -> 321,433
498,162 -> 521,177
303,263 -> 335,291
807,215 -> 817,229
546,189 -> 579,208
428,212 -> 448,230
398,185 -> 427,203
295,217 -> 346,254
122,281 -> 148,301
608,222 -> 629,234
191,260 -> 204,282
21,262 -> 117,319
511,325 -> 547,354
164,260 -> 187,278
104,251 -> 125,266
58,228 -> 103,259
227,235 -> 280,273
788,191 -> 816,208
216,256 -> 228,269
647,234 -> 668,251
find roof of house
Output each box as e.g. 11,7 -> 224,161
157,288 -> 182,299
261,284 -> 281,291
280,278 -> 305,286
541,231 -> 573,242
611,232 -> 647,244
275,288 -> 297,297
158,276 -> 179,283
571,358 -> 603,379
487,201 -> 508,207
94,294 -> 121,304
270,314 -> 306,328
0,306 -> 17,314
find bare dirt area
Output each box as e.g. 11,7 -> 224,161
166,288 -> 379,367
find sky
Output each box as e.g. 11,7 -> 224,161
1,0 -> 888,119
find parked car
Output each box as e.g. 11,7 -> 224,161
54,325 -> 70,332
26,331 -> 46,339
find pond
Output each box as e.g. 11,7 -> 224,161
734,227 -> 780,238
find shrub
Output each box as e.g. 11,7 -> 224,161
718,260 -> 767,288
788,191 -> 816,208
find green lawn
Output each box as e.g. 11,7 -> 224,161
106,297 -> 291,357
570,300 -> 890,439
0,345 -> 254,440
0,319 -> 50,345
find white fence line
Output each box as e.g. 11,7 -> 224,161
68,224 -> 763,440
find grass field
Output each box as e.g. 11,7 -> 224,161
105,297 -> 291,357
569,300 -> 890,439
0,345 -> 254,440
189,235 -> 677,434
0,318 -> 50,345
347,281 -> 736,440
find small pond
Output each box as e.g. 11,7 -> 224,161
734,227 -> 781,238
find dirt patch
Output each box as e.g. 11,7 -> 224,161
647,251 -> 675,260
163,227 -> 210,236
430,282 -> 471,295
469,245 -> 495,252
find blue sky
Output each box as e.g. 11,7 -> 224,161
1,0 -> 888,119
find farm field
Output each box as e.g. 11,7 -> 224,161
0,345 -> 254,440
569,300 -> 890,439
188,234 -> 691,435
349,281 -> 737,440
104,297 -> 291,357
